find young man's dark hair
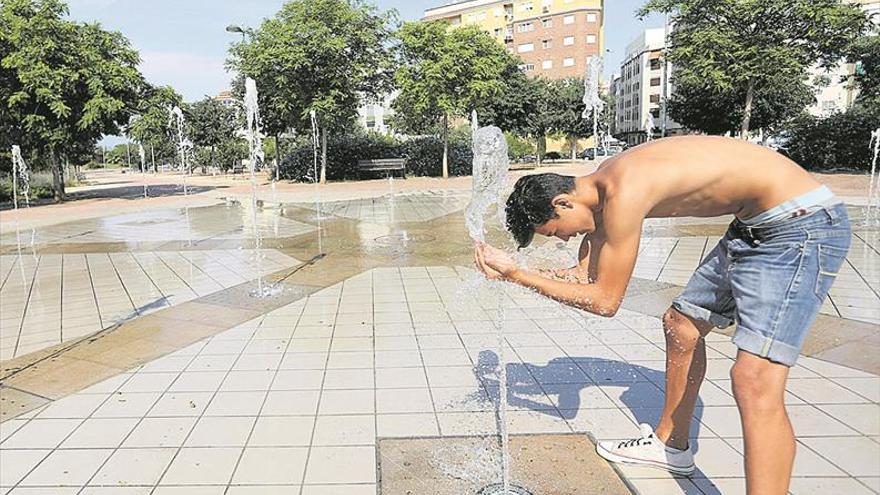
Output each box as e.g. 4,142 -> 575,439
505,173 -> 576,248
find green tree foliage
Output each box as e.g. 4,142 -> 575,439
128,85 -> 183,171
783,103 -> 880,171
846,18 -> 880,105
0,0 -> 145,200
393,22 -> 518,178
187,97 -> 240,173
227,0 -> 397,183
640,0 -> 869,136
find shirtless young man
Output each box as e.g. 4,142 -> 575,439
473,135 -> 851,495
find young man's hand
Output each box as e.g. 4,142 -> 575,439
474,242 -> 519,280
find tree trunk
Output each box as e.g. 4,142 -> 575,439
151,145 -> 156,173
320,127 -> 328,184
740,79 -> 756,139
537,135 -> 545,166
570,140 -> 577,160
51,148 -> 65,202
442,114 -> 449,179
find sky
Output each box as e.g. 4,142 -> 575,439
66,0 -> 662,144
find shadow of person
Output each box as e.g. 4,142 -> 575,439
472,350 -> 722,495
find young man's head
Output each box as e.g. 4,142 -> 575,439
505,173 -> 598,248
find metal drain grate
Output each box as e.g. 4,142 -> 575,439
477,483 -> 533,495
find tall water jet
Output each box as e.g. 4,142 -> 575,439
168,105 -> 194,250
867,128 -> 880,226
10,145 -> 30,209
465,111 -> 523,495
582,55 -> 605,160
10,145 -> 36,282
244,77 -> 267,296
644,111 -> 656,143
310,109 -> 324,254
138,143 -> 148,198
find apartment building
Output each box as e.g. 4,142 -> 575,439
424,0 -> 605,80
614,27 -> 684,146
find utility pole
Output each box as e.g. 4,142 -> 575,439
660,12 -> 670,138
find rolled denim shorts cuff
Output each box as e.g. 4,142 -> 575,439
671,299 -> 733,329
732,326 -> 800,367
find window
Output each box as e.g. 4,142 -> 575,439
563,36 -> 574,46
518,43 -> 535,53
520,2 -> 533,12
586,34 -> 596,44
542,39 -> 552,49
563,15 -> 574,24
586,13 -> 597,22
494,7 -> 504,17
542,18 -> 552,28
517,22 -> 534,33
650,77 -> 661,87
563,57 -> 574,67
650,94 -> 660,103
650,59 -> 662,70
542,60 -> 553,69
494,28 -> 503,37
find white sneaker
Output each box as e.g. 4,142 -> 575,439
596,424 -> 695,475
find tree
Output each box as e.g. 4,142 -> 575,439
393,22 -> 517,178
187,97 -> 239,174
640,0 -> 869,137
547,78 -> 594,159
228,0 -> 397,183
0,0 -> 144,200
846,21 -> 880,105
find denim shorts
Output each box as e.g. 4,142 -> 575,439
672,203 -> 852,366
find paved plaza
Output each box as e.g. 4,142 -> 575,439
0,169 -> 878,495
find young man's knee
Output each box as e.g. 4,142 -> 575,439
730,359 -> 786,413
662,308 -> 702,352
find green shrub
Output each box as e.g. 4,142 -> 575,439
782,103 -> 880,172
279,130 -> 473,181
0,173 -> 56,202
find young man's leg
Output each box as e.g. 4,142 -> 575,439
654,307 -> 715,450
731,350 -> 794,495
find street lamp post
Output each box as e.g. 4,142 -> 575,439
660,12 -> 669,138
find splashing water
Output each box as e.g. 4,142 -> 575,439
465,111 -> 516,494
466,111 -> 509,242
310,109 -> 324,254
138,143 -> 148,198
867,128 -> 880,226
244,77 -> 267,296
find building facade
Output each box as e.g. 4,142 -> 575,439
424,0 -> 604,80
614,27 -> 684,146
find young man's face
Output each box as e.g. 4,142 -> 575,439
534,195 -> 597,242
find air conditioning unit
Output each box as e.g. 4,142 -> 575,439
504,35 -> 514,43
542,6 -> 550,13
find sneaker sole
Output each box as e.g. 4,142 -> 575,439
596,443 -> 695,476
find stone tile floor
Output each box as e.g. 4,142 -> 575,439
295,190 -> 471,224
0,250 -> 301,360
1,267 -> 877,494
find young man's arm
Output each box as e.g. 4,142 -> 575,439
477,201 -> 639,317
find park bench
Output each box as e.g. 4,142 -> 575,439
357,158 -> 406,179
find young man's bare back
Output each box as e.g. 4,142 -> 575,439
474,135 -> 852,495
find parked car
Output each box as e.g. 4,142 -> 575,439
581,145 -> 625,160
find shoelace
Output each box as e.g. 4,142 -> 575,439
617,424 -> 656,449
617,435 -> 653,449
